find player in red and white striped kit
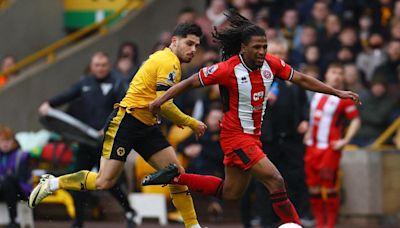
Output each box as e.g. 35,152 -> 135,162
305,63 -> 361,228
144,10 -> 360,226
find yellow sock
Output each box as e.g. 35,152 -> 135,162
59,170 -> 97,191
169,184 -> 199,228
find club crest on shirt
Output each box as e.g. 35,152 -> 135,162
261,69 -> 272,80
280,59 -> 286,67
203,64 -> 218,77
167,70 -> 176,83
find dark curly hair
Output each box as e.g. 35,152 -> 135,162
212,9 -> 266,60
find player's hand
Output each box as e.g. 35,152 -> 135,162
303,130 -> 310,145
335,90 -> 361,105
38,102 -> 51,116
332,138 -> 348,151
192,121 -> 207,140
148,100 -> 161,115
297,121 -> 308,134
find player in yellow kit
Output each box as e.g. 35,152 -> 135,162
29,23 -> 206,228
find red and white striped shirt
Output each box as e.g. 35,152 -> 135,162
198,54 -> 294,135
306,93 -> 359,149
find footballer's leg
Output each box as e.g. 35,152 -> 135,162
148,146 -> 201,228
29,107 -> 130,208
249,157 -> 300,224
28,157 -> 125,208
221,166 -> 252,200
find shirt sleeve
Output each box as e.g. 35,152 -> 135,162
198,62 -> 228,86
156,59 -> 180,91
342,99 -> 359,120
265,54 -> 294,81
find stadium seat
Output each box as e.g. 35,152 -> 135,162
0,201 -> 35,227
128,193 -> 167,226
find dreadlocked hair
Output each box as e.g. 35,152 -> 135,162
212,8 -> 266,60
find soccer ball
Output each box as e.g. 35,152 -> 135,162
278,223 -> 303,228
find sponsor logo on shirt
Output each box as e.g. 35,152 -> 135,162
280,59 -> 286,67
253,91 -> 264,101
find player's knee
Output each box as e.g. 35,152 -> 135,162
268,174 -> 285,190
222,186 -> 242,201
223,191 -> 241,201
96,176 -> 116,190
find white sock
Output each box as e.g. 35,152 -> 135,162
49,178 -> 59,191
189,224 -> 201,228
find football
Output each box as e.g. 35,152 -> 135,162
278,223 -> 303,228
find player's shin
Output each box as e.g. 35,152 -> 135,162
270,189 -> 301,224
173,173 -> 224,196
169,185 -> 200,228
58,170 -> 97,191
326,191 -> 340,228
309,192 -> 325,228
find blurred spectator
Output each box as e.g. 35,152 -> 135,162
307,1 -> 330,36
0,127 -> 32,228
390,18 -> 400,40
338,26 -> 361,56
353,77 -> 397,146
356,33 -> 387,82
358,13 -> 374,49
374,0 -> 393,29
38,52 -> 136,228
303,45 -> 322,70
0,55 -> 17,87
343,64 -> 367,96
177,106 -> 224,222
237,7 -> 254,21
176,7 -> 197,24
372,39 -> 400,99
279,8 -> 302,50
231,0 -> 254,21
301,64 -> 320,102
196,0 -> 228,48
319,14 -> 342,70
152,41 -> 169,52
322,14 -> 342,47
255,6 -> 270,22
231,0 -> 248,11
394,0 -> 400,21
292,25 -> 317,67
305,63 -> 361,228
114,42 -> 140,83
336,46 -> 355,64
176,50 -> 220,121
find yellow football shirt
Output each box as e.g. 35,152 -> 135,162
119,48 -> 182,125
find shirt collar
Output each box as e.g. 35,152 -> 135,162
239,54 -> 255,72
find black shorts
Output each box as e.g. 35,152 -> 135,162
102,107 -> 170,161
